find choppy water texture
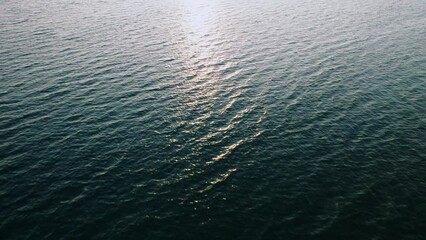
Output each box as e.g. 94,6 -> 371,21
1,0 -> 426,239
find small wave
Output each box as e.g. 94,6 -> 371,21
199,168 -> 237,193
211,139 -> 244,162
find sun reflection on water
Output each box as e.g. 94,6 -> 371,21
178,0 -> 222,102
182,0 -> 217,43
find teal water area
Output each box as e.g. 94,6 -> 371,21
1,0 -> 425,239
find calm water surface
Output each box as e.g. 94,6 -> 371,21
1,0 -> 425,239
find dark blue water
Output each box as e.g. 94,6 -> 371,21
1,0 -> 426,239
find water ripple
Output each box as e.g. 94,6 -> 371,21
1,0 -> 425,239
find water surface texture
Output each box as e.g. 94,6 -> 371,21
1,0 -> 426,239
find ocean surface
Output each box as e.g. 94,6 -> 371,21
1,0 -> 425,239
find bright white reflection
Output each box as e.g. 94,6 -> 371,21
176,0 -> 222,122
178,0 -> 220,77
182,0 -> 217,44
